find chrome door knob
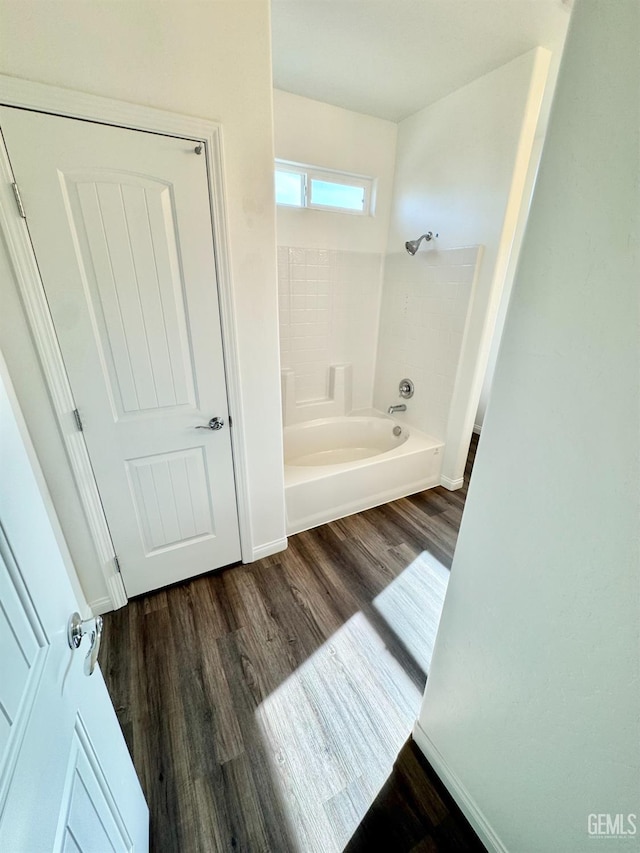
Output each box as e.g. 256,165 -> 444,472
67,612 -> 103,676
195,417 -> 224,430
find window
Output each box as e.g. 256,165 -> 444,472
275,160 -> 374,216
275,169 -> 304,207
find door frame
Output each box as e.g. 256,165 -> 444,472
0,74 -> 253,611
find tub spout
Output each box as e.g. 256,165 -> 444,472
388,404 -> 407,414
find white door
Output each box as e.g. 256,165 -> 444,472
0,107 -> 241,597
0,354 -> 148,851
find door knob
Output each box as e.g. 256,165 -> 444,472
195,417 -> 224,431
67,612 -> 103,676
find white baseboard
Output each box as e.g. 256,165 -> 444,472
249,537 -> 288,562
473,423 -> 482,435
412,721 -> 508,853
106,572 -> 127,609
440,475 -> 464,491
90,595 -> 115,616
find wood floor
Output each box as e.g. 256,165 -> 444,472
102,436 -> 482,852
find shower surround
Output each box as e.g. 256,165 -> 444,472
277,246 -> 383,410
277,243 -> 479,442
374,246 -> 480,442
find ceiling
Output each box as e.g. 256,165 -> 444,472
271,0 -> 572,122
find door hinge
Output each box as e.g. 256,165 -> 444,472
72,408 -> 83,431
114,556 -> 122,574
11,182 -> 26,219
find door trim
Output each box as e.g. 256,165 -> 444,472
0,142 -> 126,610
0,75 -> 253,610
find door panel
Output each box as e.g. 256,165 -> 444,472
0,527 -> 46,776
0,107 -> 241,596
70,174 -> 196,415
57,720 -> 132,853
0,356 -> 148,851
126,447 -> 215,553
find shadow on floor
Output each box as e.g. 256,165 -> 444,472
344,738 -> 487,853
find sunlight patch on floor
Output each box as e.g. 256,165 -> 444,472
255,611 -> 422,853
373,551 -> 449,674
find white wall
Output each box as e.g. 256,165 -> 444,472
273,90 -> 396,411
273,89 -> 396,253
0,1 -> 285,608
414,2 -> 640,851
386,48 -> 554,485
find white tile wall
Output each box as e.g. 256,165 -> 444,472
278,244 -> 479,437
277,246 -> 383,408
374,247 -> 480,441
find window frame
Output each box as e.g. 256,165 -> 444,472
275,159 -> 375,216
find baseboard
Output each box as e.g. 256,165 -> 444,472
412,721 -> 508,853
90,595 -> 115,616
106,572 -> 128,609
249,537 -> 288,562
440,475 -> 464,491
473,423 -> 482,435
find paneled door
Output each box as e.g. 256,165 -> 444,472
0,355 -> 148,850
0,107 -> 241,596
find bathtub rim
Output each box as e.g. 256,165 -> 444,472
284,411 -> 443,487
283,412 -> 412,470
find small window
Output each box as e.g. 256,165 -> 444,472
275,160 -> 374,216
275,169 -> 304,207
309,178 -> 365,212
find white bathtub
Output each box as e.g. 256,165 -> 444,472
284,413 -> 444,535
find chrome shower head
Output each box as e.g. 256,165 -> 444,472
405,231 -> 435,255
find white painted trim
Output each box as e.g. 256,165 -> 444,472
203,126 -> 254,564
90,596 -> 117,617
412,720 -> 508,853
106,574 -> 128,610
473,423 -> 482,435
440,475 -> 464,491
250,538 -> 288,562
0,75 -> 221,140
0,74 -> 253,596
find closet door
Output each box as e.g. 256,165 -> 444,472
1,106 -> 241,596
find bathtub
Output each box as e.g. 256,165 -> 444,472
284,413 -> 444,535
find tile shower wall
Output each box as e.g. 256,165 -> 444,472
277,247 -> 383,409
374,246 -> 480,441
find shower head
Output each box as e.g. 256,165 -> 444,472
405,231 -> 436,255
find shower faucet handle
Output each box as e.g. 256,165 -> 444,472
399,378 -> 414,399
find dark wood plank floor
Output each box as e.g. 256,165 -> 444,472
102,436 -> 482,852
